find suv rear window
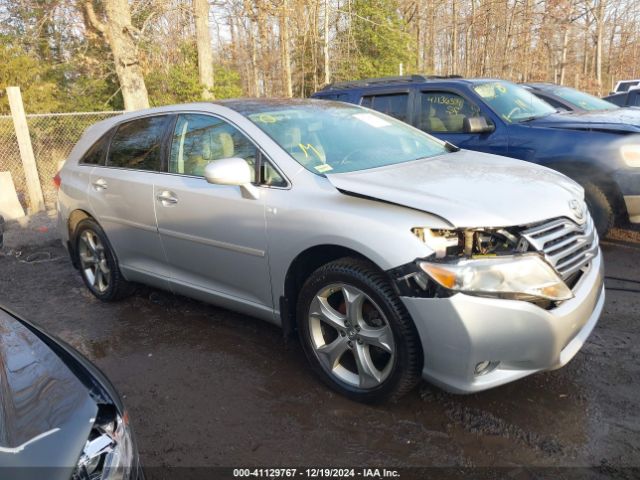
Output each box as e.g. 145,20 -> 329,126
107,115 -> 170,171
360,93 -> 409,122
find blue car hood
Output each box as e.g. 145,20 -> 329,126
527,109 -> 640,133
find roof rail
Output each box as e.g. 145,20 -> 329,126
321,74 -> 464,91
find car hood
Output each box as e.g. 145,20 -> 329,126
0,310 -> 96,478
326,150 -> 585,228
527,109 -> 640,132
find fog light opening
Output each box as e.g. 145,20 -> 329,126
474,361 -> 499,376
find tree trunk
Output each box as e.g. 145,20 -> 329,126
323,0 -> 330,86
451,0 -> 457,75
194,0 -> 215,99
84,0 -> 149,111
280,0 -> 293,97
595,0 -> 606,94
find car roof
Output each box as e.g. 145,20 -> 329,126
316,75 -> 510,92
218,98 -> 351,115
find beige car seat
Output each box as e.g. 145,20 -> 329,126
185,132 -> 213,176
422,104 -> 447,132
442,113 -> 465,132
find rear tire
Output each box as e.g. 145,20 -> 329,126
74,218 -> 134,302
583,181 -> 615,238
296,257 -> 422,403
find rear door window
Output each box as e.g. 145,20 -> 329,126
360,93 -> 409,122
107,116 -> 170,171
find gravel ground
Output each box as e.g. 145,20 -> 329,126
1,214 -> 639,479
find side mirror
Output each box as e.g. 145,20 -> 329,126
463,116 -> 495,134
204,158 -> 259,200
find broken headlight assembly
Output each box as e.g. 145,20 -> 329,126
72,405 -> 135,480
420,254 -> 573,301
397,227 -> 573,303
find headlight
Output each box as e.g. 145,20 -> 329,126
420,254 -> 573,301
621,144 -> 640,167
73,407 -> 134,480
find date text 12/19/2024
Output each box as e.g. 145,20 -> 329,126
233,468 -> 400,478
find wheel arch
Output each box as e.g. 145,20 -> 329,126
280,244 -> 386,338
542,159 -> 627,221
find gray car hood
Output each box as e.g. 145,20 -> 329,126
327,150 -> 584,228
0,311 -> 96,477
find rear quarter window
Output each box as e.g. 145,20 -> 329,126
107,115 -> 170,171
79,131 -> 111,166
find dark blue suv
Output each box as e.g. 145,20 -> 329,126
312,75 -> 640,235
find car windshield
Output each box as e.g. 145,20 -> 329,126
243,102 -> 448,174
473,81 -> 556,123
550,86 -> 618,111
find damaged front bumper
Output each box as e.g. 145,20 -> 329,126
399,248 -> 604,394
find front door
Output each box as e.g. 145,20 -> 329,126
154,113 -> 273,314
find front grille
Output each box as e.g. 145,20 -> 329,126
521,214 -> 598,280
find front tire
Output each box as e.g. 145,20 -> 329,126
583,181 -> 615,238
74,218 -> 133,302
297,258 -> 422,403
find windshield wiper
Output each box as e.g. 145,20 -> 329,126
518,110 -> 558,123
518,115 -> 543,123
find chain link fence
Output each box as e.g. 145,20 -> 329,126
0,111 -> 124,212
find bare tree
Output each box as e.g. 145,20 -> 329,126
84,0 -> 149,111
194,0 -> 215,99
280,0 -> 293,96
323,0 -> 330,85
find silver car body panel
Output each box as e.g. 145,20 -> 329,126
326,150 -> 586,228
57,101 -> 604,392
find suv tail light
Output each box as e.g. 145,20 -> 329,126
53,172 -> 61,189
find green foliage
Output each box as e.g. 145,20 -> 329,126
213,68 -> 243,100
336,0 -> 414,80
0,38 -> 62,114
147,43 -> 242,106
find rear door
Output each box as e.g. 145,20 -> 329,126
88,115 -> 171,284
414,89 -> 509,156
153,113 -> 277,313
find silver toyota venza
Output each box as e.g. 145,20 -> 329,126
56,99 -> 604,402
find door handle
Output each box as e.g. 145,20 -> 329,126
156,191 -> 178,205
92,179 -> 108,191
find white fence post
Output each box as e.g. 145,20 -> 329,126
6,86 -> 45,213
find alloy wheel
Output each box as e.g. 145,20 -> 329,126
307,283 -> 395,389
78,230 -> 111,293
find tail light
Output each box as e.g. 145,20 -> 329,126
53,172 -> 61,190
